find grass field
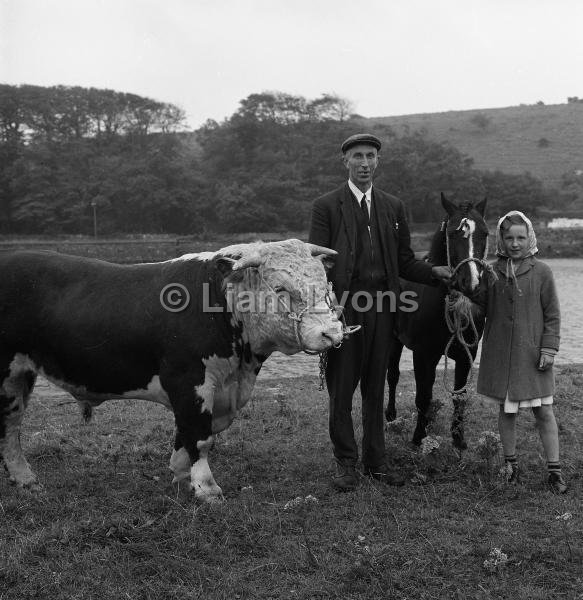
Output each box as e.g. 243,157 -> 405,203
1,363 -> 581,599
0,226 -> 582,264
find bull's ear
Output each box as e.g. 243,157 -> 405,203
314,253 -> 336,272
215,256 -> 236,276
440,192 -> 457,216
475,196 -> 487,217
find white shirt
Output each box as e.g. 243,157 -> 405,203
348,179 -> 371,217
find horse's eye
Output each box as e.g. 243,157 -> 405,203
274,286 -> 286,294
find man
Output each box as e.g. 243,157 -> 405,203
308,133 -> 451,491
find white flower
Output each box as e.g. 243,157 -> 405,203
283,496 -> 304,511
283,494 -> 319,511
421,435 -> 442,455
556,512 -> 573,521
498,463 -> 513,481
476,431 -> 501,459
477,431 -> 501,446
483,547 -> 508,572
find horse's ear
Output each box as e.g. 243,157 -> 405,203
475,197 -> 487,217
440,192 -> 457,216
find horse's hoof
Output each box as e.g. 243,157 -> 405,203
411,427 -> 426,446
385,407 -> 397,422
452,435 -> 467,451
412,413 -> 429,446
451,420 -> 467,450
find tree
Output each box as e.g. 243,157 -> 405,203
307,94 -> 354,122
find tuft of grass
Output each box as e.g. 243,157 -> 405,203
1,366 -> 581,599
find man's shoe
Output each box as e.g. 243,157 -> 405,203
548,471 -> 568,494
332,463 -> 358,492
364,464 -> 406,487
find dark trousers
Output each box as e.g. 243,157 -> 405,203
325,291 -> 395,469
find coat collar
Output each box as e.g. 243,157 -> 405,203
495,256 -> 537,277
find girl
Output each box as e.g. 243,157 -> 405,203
477,210 -> 567,493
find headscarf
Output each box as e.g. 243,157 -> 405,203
495,210 -> 538,295
495,210 -> 538,258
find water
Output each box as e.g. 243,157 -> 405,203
259,258 -> 583,380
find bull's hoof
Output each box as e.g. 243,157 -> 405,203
195,486 -> 224,504
10,478 -> 44,493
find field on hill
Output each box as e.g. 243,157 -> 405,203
371,102 -> 583,190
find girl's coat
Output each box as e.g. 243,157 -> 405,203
477,256 -> 560,401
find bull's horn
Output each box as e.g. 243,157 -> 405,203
305,243 -> 337,257
232,254 -> 263,271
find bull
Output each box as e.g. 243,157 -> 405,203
0,239 -> 345,501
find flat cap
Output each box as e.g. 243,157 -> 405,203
341,133 -> 381,153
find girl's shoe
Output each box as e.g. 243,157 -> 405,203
548,472 -> 568,494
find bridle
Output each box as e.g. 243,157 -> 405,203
444,217 -> 494,288
441,215 -> 496,395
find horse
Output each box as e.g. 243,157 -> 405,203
386,193 -> 490,450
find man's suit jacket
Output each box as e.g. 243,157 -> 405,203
308,183 -> 435,300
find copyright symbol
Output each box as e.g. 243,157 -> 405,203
160,283 -> 190,312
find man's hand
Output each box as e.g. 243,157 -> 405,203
431,265 -> 452,284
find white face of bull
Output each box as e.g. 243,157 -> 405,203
219,239 -> 344,355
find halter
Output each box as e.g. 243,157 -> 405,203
444,217 -> 494,284
260,277 -> 357,355
441,216 -> 496,395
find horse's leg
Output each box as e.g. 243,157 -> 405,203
450,348 -> 474,450
385,340 -> 404,423
411,349 -> 441,446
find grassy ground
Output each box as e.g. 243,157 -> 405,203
1,365 -> 582,600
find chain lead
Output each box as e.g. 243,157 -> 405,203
317,351 -> 328,391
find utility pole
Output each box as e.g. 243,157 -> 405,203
91,201 -> 97,238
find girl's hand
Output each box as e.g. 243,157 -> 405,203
538,352 -> 554,371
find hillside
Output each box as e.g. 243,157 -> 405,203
369,102 -> 583,190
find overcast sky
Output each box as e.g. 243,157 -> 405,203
2,0 -> 582,129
